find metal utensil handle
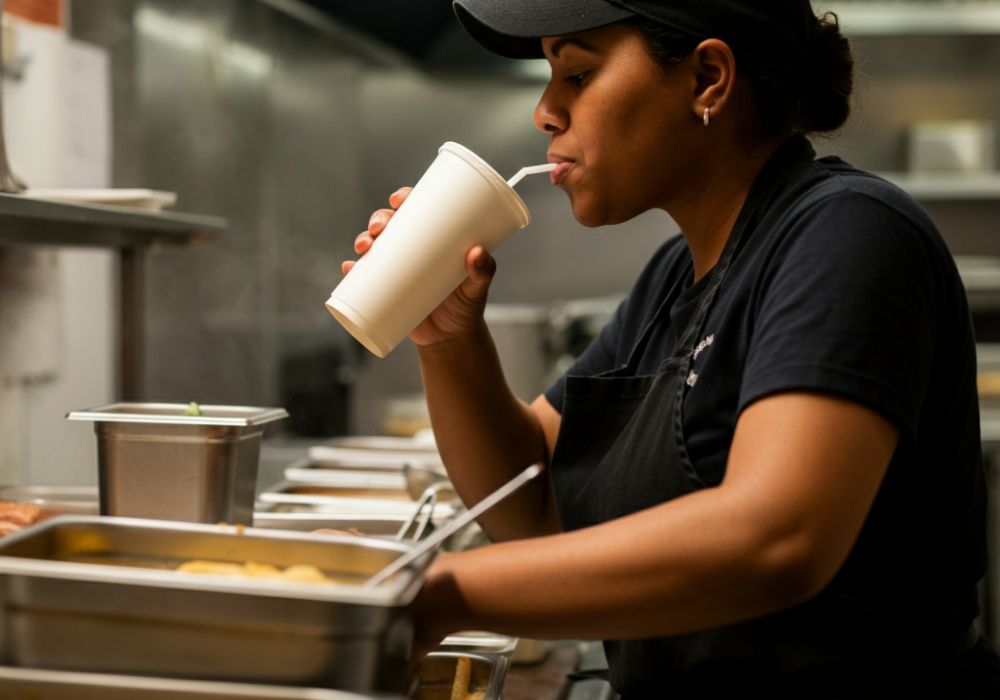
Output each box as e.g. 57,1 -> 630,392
395,484 -> 440,542
365,463 -> 542,588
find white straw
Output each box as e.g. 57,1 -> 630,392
507,163 -> 557,187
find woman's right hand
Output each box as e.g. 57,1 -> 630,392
342,187 -> 497,348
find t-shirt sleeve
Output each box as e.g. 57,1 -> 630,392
739,189 -> 945,437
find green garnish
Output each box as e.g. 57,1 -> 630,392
183,401 -> 203,416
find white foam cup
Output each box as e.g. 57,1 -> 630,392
326,142 -> 532,357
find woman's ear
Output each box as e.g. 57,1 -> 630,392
690,38 -> 736,126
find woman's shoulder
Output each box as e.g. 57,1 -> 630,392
763,155 -> 951,270
802,157 -> 940,237
752,155 -> 964,311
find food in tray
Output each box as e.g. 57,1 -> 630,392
176,560 -> 331,583
0,501 -> 43,536
174,558 -> 364,585
49,552 -> 362,585
450,655 -> 484,700
311,527 -> 365,537
419,655 -> 489,700
182,401 -> 203,416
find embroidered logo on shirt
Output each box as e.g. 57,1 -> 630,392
692,334 -> 714,360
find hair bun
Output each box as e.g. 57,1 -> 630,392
797,13 -> 854,134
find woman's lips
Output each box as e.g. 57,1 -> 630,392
550,161 -> 574,185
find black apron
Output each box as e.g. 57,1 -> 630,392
549,137 -> 997,698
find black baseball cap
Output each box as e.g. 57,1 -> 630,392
452,0 -> 817,64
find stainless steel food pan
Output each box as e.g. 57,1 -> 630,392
67,403 -> 288,524
251,507 -> 485,555
283,459 -> 408,491
0,515 -> 432,692
0,666 -> 396,700
257,481 -> 457,520
252,506 -> 482,552
252,508 -> 420,537
438,632 -> 518,658
322,435 -> 437,453
307,445 -> 442,470
0,485 -> 99,514
417,652 -> 508,700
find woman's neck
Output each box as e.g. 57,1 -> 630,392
670,139 -> 784,282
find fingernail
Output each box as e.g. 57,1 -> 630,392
368,213 -> 385,229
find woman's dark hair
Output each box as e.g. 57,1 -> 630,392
627,12 -> 854,137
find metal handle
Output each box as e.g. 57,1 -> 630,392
366,463 -> 543,588
394,483 -> 442,542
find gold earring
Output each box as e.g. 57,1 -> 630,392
703,107 -> 710,127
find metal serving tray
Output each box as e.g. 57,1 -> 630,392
252,508 -> 421,537
307,446 -> 442,471
257,481 -> 457,520
322,436 -> 437,453
0,667 -> 396,700
283,459 -> 409,491
0,515 -> 432,692
251,507 -> 484,553
438,632 -> 518,658
0,652 -> 504,700
67,403 -> 288,524
0,485 -> 99,514
417,652 -> 508,700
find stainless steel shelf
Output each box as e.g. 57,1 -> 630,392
878,171 -> 1000,200
818,2 -> 1000,35
0,193 -> 227,400
0,193 -> 226,249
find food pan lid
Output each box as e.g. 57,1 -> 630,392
66,402 -> 289,427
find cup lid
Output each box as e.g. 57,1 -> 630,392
439,142 -> 531,228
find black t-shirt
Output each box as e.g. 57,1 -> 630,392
545,150 -> 986,643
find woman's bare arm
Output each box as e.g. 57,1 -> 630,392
414,391 -> 898,642
418,321 -> 563,541
348,187 -> 564,541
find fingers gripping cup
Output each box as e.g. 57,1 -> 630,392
326,142 -> 533,357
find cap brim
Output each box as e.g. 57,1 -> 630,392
453,0 -> 634,59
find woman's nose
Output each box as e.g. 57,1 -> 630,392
533,85 -> 567,135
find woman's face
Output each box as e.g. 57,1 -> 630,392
536,23 -> 696,227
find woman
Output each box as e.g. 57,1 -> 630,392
345,0 -> 1000,695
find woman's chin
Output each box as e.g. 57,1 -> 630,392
569,198 -> 611,228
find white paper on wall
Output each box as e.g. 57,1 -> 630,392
3,16 -> 66,187
63,39 -> 110,187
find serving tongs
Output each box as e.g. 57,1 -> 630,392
366,463 -> 542,588
393,481 -> 449,542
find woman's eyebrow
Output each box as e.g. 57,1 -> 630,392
548,36 -> 599,58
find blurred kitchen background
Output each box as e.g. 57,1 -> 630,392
1,0 -> 999,632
